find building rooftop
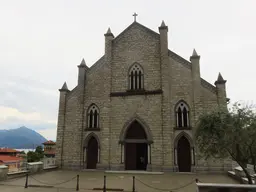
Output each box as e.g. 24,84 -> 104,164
43,140 -> 56,145
0,155 -> 23,163
0,148 -> 20,153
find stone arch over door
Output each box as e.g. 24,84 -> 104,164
83,133 -> 100,169
119,116 -> 153,171
174,131 -> 194,172
119,115 -> 153,144
174,131 -> 193,148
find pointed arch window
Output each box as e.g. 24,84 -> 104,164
87,104 -> 99,129
129,63 -> 144,90
175,101 -> 190,128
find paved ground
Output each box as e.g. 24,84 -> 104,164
0,170 -> 239,192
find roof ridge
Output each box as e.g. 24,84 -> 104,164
113,22 -> 160,43
168,50 -> 216,93
88,55 -> 105,71
168,50 -> 192,69
201,78 -> 217,93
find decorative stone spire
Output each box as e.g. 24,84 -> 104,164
78,58 -> 88,68
159,20 -> 168,31
77,59 -> 88,85
107,28 -> 111,34
215,73 -> 227,85
104,27 -> 114,37
161,20 -> 166,27
59,82 -> 69,92
190,49 -> 200,60
80,58 -> 86,65
192,49 -> 198,56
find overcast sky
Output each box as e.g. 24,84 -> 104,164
0,0 -> 255,140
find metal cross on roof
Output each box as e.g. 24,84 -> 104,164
133,12 -> 138,22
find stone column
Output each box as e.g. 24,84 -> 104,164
191,147 -> 195,165
215,73 -> 228,111
147,144 -> 151,164
98,148 -> 100,163
84,148 -> 87,169
56,82 -> 69,168
121,144 -> 124,164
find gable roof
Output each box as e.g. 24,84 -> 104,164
88,56 -> 105,73
0,148 -> 19,153
113,21 -> 160,43
68,21 -> 216,94
0,155 -> 23,163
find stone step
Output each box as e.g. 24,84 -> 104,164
105,170 -> 164,175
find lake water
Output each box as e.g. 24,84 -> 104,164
15,149 -> 35,153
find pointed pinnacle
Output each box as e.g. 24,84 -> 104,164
80,58 -> 86,66
106,27 -> 112,34
214,72 -> 227,85
105,27 -> 114,37
217,72 -> 224,81
159,20 -> 168,31
161,20 -> 166,27
61,82 -> 68,90
192,49 -> 198,56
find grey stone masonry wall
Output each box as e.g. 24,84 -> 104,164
168,57 -> 194,171
55,88 -> 68,168
110,95 -> 162,169
111,22 -> 161,92
62,87 -> 83,169
82,56 -> 111,169
55,20 -> 230,172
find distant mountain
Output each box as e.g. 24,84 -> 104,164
0,126 -> 47,149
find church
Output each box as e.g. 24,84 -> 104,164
55,16 -> 232,172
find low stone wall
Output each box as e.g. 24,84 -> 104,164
27,162 -> 43,173
0,165 -> 8,181
197,183 -> 256,192
0,162 -> 58,181
43,157 -> 56,169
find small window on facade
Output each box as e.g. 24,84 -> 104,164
87,104 -> 99,129
129,63 -> 144,90
175,101 -> 190,127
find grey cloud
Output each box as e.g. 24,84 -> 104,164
0,0 -> 255,137
0,116 -> 56,130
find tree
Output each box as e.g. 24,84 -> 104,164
27,151 -> 40,162
196,103 -> 256,184
35,146 -> 44,159
27,146 -> 44,162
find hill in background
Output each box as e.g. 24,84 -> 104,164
0,126 -> 47,149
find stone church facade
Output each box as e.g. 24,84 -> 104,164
55,20 -> 232,172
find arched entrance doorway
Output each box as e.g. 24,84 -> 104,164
86,136 -> 98,169
125,120 -> 148,170
177,136 -> 191,172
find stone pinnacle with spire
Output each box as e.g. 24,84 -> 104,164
215,72 -> 227,85
78,58 -> 88,68
59,82 -> 69,92
192,49 -> 198,56
159,20 -> 168,31
104,27 -> 114,37
190,48 -> 200,60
